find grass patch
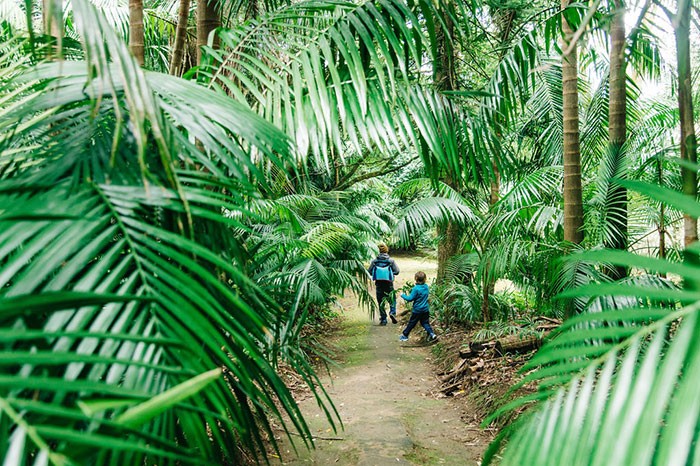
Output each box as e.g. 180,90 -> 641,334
404,443 -> 443,465
328,319 -> 373,366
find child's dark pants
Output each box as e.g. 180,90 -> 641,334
402,311 -> 434,337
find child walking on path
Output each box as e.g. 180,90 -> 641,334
367,243 -> 400,325
399,271 -> 437,342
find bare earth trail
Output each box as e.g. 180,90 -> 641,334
271,254 -> 489,466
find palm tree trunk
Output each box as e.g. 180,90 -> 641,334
605,0 -> 627,278
169,0 -> 191,75
674,1 -> 698,247
197,0 -> 220,66
129,0 -> 145,66
437,210 -> 461,283
561,0 -> 584,245
656,157 -> 667,277
435,5 -> 460,284
42,0 -> 62,59
478,8 -> 513,322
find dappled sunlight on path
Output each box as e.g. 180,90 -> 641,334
270,254 -> 487,466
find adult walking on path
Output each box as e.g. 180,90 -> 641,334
368,243 -> 400,325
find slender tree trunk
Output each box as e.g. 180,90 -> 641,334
169,0 -> 191,75
658,157 -> 666,277
605,0 -> 627,279
197,0 -> 220,66
245,0 -> 260,19
490,165 -> 501,206
435,5 -> 460,284
561,0 -> 584,245
675,1 -> 698,246
477,8 -> 513,321
437,210 -> 461,283
42,0 -> 62,59
129,0 -> 145,66
481,162 -> 500,322
659,204 -> 666,259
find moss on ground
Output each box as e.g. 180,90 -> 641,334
329,319 -> 373,366
404,443 -> 443,465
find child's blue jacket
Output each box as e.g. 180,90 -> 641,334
401,283 -> 429,313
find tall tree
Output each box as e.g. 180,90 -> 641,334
479,4 -> 518,322
169,0 -> 191,75
663,0 -> 698,246
605,0 -> 628,278
197,0 -> 220,65
435,3 -> 461,284
129,0 -> 145,65
42,0 -> 62,58
561,0 -> 584,245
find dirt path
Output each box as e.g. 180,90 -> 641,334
271,254 -> 489,465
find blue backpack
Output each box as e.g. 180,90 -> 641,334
373,260 -> 394,281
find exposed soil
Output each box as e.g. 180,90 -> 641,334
270,254 -> 493,466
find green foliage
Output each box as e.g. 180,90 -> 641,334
243,191 -> 379,314
431,282 -> 481,326
473,319 -> 541,342
198,0 -> 495,186
484,179 -> 700,466
0,1 -> 344,463
0,0 -> 691,464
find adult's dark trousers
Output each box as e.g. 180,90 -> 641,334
402,311 -> 434,337
375,280 -> 396,323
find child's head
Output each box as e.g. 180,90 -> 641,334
414,271 -> 426,284
378,243 -> 389,254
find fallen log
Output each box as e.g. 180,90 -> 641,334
469,341 -> 496,353
495,335 -> 543,356
536,315 -> 562,325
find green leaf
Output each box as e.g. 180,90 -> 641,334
115,369 -> 222,428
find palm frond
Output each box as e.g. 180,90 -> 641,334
198,0 -> 495,184
0,0 -> 337,462
394,196 -> 478,247
487,305 -> 699,466
485,180 -> 700,466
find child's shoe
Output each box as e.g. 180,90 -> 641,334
380,320 -> 387,326
389,314 -> 397,324
399,335 -> 409,342
427,333 -> 438,342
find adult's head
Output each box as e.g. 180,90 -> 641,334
414,271 -> 426,284
378,243 -> 389,254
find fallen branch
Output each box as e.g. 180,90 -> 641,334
469,341 -> 496,353
440,380 -> 464,395
439,358 -> 474,384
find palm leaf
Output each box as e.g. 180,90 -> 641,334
0,0 -> 337,462
394,196 -> 478,247
485,180 -> 700,466
198,0 -> 495,184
